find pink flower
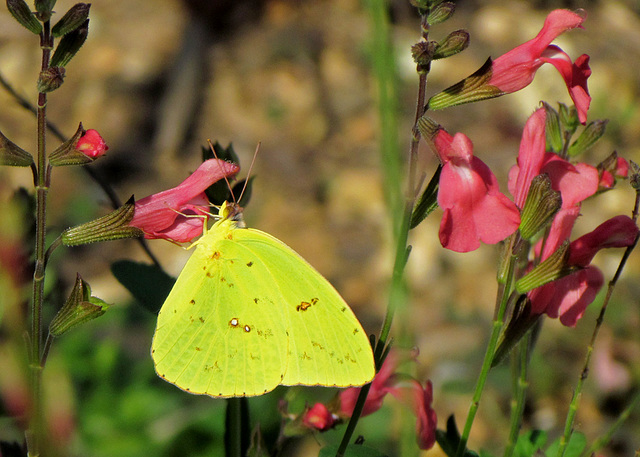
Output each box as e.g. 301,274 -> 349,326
76,129 -> 108,159
387,379 -> 437,450
599,156 -> 629,189
302,403 -> 338,431
339,349 -> 437,450
489,9 -> 591,123
434,128 -> 521,252
530,215 -> 637,326
130,159 -> 239,243
428,10 -> 591,124
508,108 -> 599,214
507,108 -> 636,326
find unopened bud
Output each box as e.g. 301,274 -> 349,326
37,67 -> 66,93
427,1 -> 455,25
50,19 -> 89,68
7,0 -> 43,34
49,274 -> 108,336
52,3 -> 91,37
558,103 -> 579,135
629,161 -> 640,191
433,29 -> 469,59
542,102 -> 563,153
49,123 -> 108,166
34,0 -> 57,22
567,119 -> 608,157
411,41 -> 435,68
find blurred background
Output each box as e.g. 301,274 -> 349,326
1,0 -> 639,455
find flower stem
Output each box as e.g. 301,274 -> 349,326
27,19 -> 53,457
336,2 -> 428,455
503,333 -> 531,457
556,202 -> 639,457
582,391 -> 640,457
455,248 -> 517,457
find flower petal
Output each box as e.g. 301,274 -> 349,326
130,159 -> 239,242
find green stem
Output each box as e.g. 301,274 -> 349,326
556,241 -> 639,457
455,249 -> 517,457
336,2 -> 428,455
27,19 -> 53,457
503,333 -> 530,457
226,398 -> 242,457
583,391 -> 640,457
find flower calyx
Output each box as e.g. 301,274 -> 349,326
49,124 -> 108,166
518,174 -> 562,240
49,273 -> 108,337
0,129 -> 34,167
62,198 -> 143,246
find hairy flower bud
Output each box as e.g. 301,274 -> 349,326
34,0 -> 57,22
52,3 -> 91,37
49,124 -> 108,166
37,67 -> 66,93
567,119 -> 608,157
433,29 -> 469,59
50,274 -> 108,336
7,0 -> 43,34
50,19 -> 89,68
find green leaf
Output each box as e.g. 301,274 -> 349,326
111,260 -> 175,313
410,164 -> 441,229
436,415 -> 480,457
513,430 -> 547,457
545,432 -> 586,457
319,443 -> 389,457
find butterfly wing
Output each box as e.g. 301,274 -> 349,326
152,221 -> 374,397
231,227 -> 375,388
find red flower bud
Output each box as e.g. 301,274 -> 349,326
76,129 -> 108,159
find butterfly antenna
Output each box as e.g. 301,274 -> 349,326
207,139 -> 237,203
237,142 -> 260,204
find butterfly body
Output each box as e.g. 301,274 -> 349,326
152,202 -> 375,397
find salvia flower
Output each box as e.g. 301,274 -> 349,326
339,349 -> 437,450
529,215 -> 638,326
129,159 -> 239,243
428,125 -> 521,253
302,403 -> 338,432
508,108 -> 599,213
429,9 -> 591,124
76,129 -> 108,159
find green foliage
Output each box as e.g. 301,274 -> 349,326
545,433 -> 587,457
410,164 -> 441,229
319,443 -> 389,457
513,430 -> 547,457
436,415 -> 479,457
110,260 -> 175,314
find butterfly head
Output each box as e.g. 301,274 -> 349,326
219,201 -> 246,228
